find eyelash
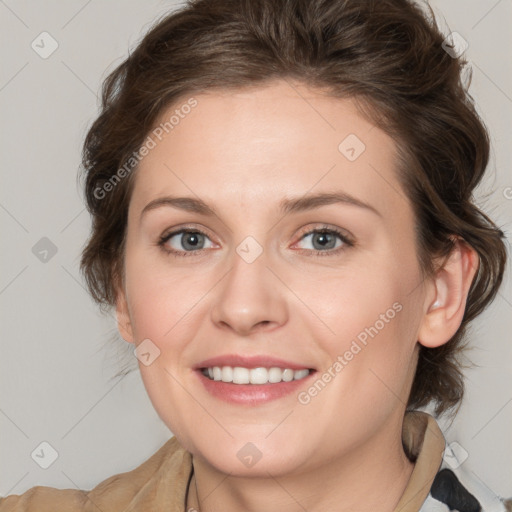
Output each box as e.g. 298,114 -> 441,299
157,224 -> 354,258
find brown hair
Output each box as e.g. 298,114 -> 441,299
80,0 -> 507,417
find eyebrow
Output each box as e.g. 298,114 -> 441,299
140,191 -> 382,219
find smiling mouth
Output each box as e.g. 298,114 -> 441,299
200,366 -> 314,385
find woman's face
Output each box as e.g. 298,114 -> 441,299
118,80 -> 430,476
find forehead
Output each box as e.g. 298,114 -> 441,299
131,80 -> 409,220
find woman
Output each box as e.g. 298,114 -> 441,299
1,0 -> 509,511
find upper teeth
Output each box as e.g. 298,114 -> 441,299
202,366 -> 310,384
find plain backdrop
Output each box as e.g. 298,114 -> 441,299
1,0 -> 511,500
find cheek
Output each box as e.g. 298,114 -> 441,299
292,255 -> 407,344
124,251 -> 213,342
123,252 -> 214,434
299,252 -> 420,400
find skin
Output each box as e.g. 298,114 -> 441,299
116,79 -> 478,512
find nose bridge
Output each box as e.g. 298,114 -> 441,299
210,236 -> 288,334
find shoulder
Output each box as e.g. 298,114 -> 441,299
0,436 -> 190,512
0,486 -> 87,512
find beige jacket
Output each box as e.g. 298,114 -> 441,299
0,411 -> 445,511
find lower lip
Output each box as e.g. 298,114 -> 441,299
195,370 -> 316,405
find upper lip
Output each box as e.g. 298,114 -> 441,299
195,354 -> 315,371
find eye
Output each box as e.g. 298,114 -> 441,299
158,228 -> 215,256
293,226 -> 354,256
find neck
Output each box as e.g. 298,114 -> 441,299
186,415 -> 415,512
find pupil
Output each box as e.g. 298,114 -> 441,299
314,232 -> 335,250
183,232 -> 203,250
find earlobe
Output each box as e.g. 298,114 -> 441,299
418,237 -> 479,349
115,287 -> 135,344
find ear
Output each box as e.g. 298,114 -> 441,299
418,237 -> 479,348
115,285 -> 135,344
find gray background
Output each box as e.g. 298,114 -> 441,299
1,0 -> 511,500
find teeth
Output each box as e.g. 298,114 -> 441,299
233,367 -> 250,384
212,367 -> 222,381
201,366 -> 311,384
249,367 -> 267,384
221,366 -> 233,382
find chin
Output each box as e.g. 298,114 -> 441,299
188,435 -> 311,478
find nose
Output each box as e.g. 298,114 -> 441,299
210,244 -> 289,336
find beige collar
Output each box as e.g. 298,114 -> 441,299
394,411 -> 446,511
